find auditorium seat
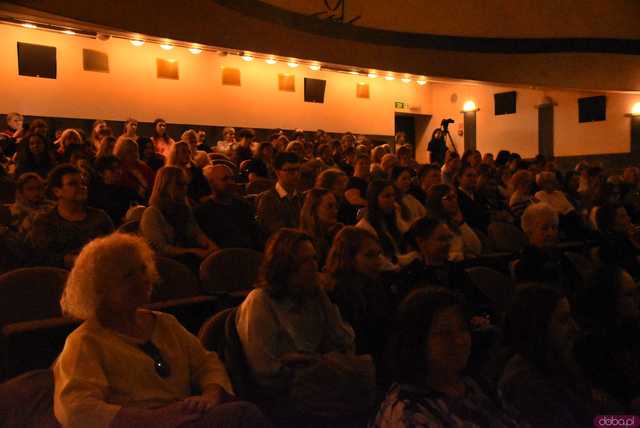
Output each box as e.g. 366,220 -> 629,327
146,256 -> 218,334
116,220 -> 139,234
488,222 -> 528,253
0,369 -> 60,427
465,266 -> 514,316
199,248 -> 262,307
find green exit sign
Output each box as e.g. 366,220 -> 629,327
395,101 -> 408,109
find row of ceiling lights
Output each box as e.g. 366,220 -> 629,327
16,19 -> 428,85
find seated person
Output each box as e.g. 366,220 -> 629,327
372,287 -> 517,428
27,164 -> 114,268
114,137 -> 155,199
409,163 -> 442,206
9,172 -> 54,234
181,129 -> 211,169
343,154 -> 370,224
14,132 -> 57,179
575,265 -> 640,410
54,233 -> 268,428
456,164 -> 490,233
314,168 -> 350,226
509,170 -> 536,222
513,203 -> 581,296
195,164 -> 262,250
236,229 -> 375,421
88,156 -> 145,226
299,188 -> 343,268
166,141 -> 211,205
140,166 -> 218,270
138,136 -> 165,174
499,285 -> 604,428
390,166 -> 427,231
534,171 -> 575,215
595,203 -> 640,278
256,152 -> 304,237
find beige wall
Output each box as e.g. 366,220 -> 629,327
0,24 -> 430,136
418,81 -> 640,163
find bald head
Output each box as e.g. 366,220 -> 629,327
204,164 -> 234,198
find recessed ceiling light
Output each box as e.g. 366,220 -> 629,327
21,23 -> 37,29
160,43 -> 173,51
349,71 -> 359,75
309,64 -> 321,71
401,78 -> 412,83
265,58 -> 277,65
417,80 -> 427,85
189,47 -> 202,54
384,75 -> 395,81
62,30 -> 76,35
130,39 -> 144,47
368,72 -> 378,79
287,61 -> 299,68
242,54 -> 253,62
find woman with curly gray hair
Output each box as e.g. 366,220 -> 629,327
54,233 -> 268,428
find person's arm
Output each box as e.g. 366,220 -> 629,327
186,211 -> 219,257
139,207 -> 199,258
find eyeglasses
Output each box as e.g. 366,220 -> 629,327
139,341 -> 171,378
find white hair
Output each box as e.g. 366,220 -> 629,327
521,203 -> 558,236
60,233 -> 159,320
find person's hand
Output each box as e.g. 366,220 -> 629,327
182,393 -> 222,414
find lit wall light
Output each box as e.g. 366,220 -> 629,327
384,74 -> 395,81
130,39 -> 145,47
368,72 -> 378,79
632,102 -> 640,116
167,59 -> 176,63
189,47 -> 202,55
349,71 -> 359,75
62,30 -> 76,35
416,79 -> 427,86
287,61 -> 299,68
242,53 -> 253,61
309,63 -> 321,71
160,43 -> 173,51
463,100 -> 477,111
21,23 -> 37,29
265,57 -> 277,65
401,77 -> 412,83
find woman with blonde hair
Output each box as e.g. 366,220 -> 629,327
54,233 -> 267,428
90,119 -> 111,152
140,166 -> 218,270
166,141 -> 210,205
181,129 -> 211,169
122,118 -> 139,140
113,137 -> 154,198
299,187 -> 343,268
509,169 -> 537,221
54,128 -> 83,161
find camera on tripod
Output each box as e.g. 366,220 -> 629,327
440,118 -> 455,132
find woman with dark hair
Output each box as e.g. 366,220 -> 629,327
575,265 -> 640,409
121,118 -> 139,140
595,203 -> 640,278
456,164 -> 490,233
299,188 -> 343,268
138,136 -> 165,173
373,287 -> 517,428
236,228 -> 374,423
254,141 -> 275,179
315,167 -> 351,225
499,285 -> 597,427
140,166 -> 218,269
151,118 -> 175,156
95,136 -> 116,159
15,133 -> 57,179
390,166 -> 426,231
54,128 -> 83,162
425,184 -> 482,260
356,179 -> 418,270
427,128 -> 447,165
495,150 -> 511,168
90,120 -> 111,153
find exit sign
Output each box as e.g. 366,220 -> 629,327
395,101 -> 408,109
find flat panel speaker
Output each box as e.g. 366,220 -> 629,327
578,95 -> 606,123
278,73 -> 295,91
356,82 -> 370,99
222,67 -> 241,86
304,78 -> 326,103
157,58 -> 179,80
17,42 -> 56,79
494,91 -> 516,115
83,49 -> 109,73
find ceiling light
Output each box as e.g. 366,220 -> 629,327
130,39 -> 144,47
309,63 -> 321,71
287,61 -> 299,68
632,102 -> 640,116
384,75 -> 395,81
21,23 -> 37,29
189,47 -> 202,55
265,58 -> 277,65
368,72 -> 378,79
417,80 -> 427,85
349,71 -> 359,75
62,30 -> 76,35
401,77 -> 411,83
160,43 -> 173,51
463,100 -> 477,111
242,54 -> 253,61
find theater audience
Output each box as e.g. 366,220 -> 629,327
509,169 -> 536,221
424,184 -> 482,260
215,127 -> 235,154
181,129 -> 211,169
411,164 -> 442,205
343,154 -> 370,222
0,112 -> 23,156
236,229 -> 374,422
140,166 -> 218,269
456,164 -> 490,233
90,120 -> 111,152
8,172 -> 54,233
27,164 -> 114,267
150,118 -> 175,156
299,188 -> 343,268
256,152 -> 304,237
113,137 -> 154,198
356,179 -> 418,270
499,285 -> 599,428
441,151 -> 461,186
195,164 -> 262,250
373,287 -> 517,428
138,136 -> 165,173
166,141 -> 210,204
54,128 -> 83,162
534,171 -> 574,215
54,233 -> 268,428
314,168 -> 350,224
390,166 -> 426,230
232,129 -> 255,165
15,133 -> 57,179
89,156 -> 145,226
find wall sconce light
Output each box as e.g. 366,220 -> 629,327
463,101 -> 478,112
130,39 -> 145,47
632,102 -> 640,116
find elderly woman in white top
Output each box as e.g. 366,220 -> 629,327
236,228 -> 374,420
53,233 -> 268,428
534,171 -> 575,215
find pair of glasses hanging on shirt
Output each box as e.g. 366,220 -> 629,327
138,341 -> 171,378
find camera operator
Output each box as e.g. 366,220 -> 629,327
427,119 -> 454,165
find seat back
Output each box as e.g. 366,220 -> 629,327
198,308 -> 233,355
488,222 -> 528,253
117,220 -> 139,234
151,256 -> 201,302
563,251 -> 594,284
0,369 -> 60,427
465,266 -> 515,314
0,268 -> 69,326
199,248 -> 262,294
